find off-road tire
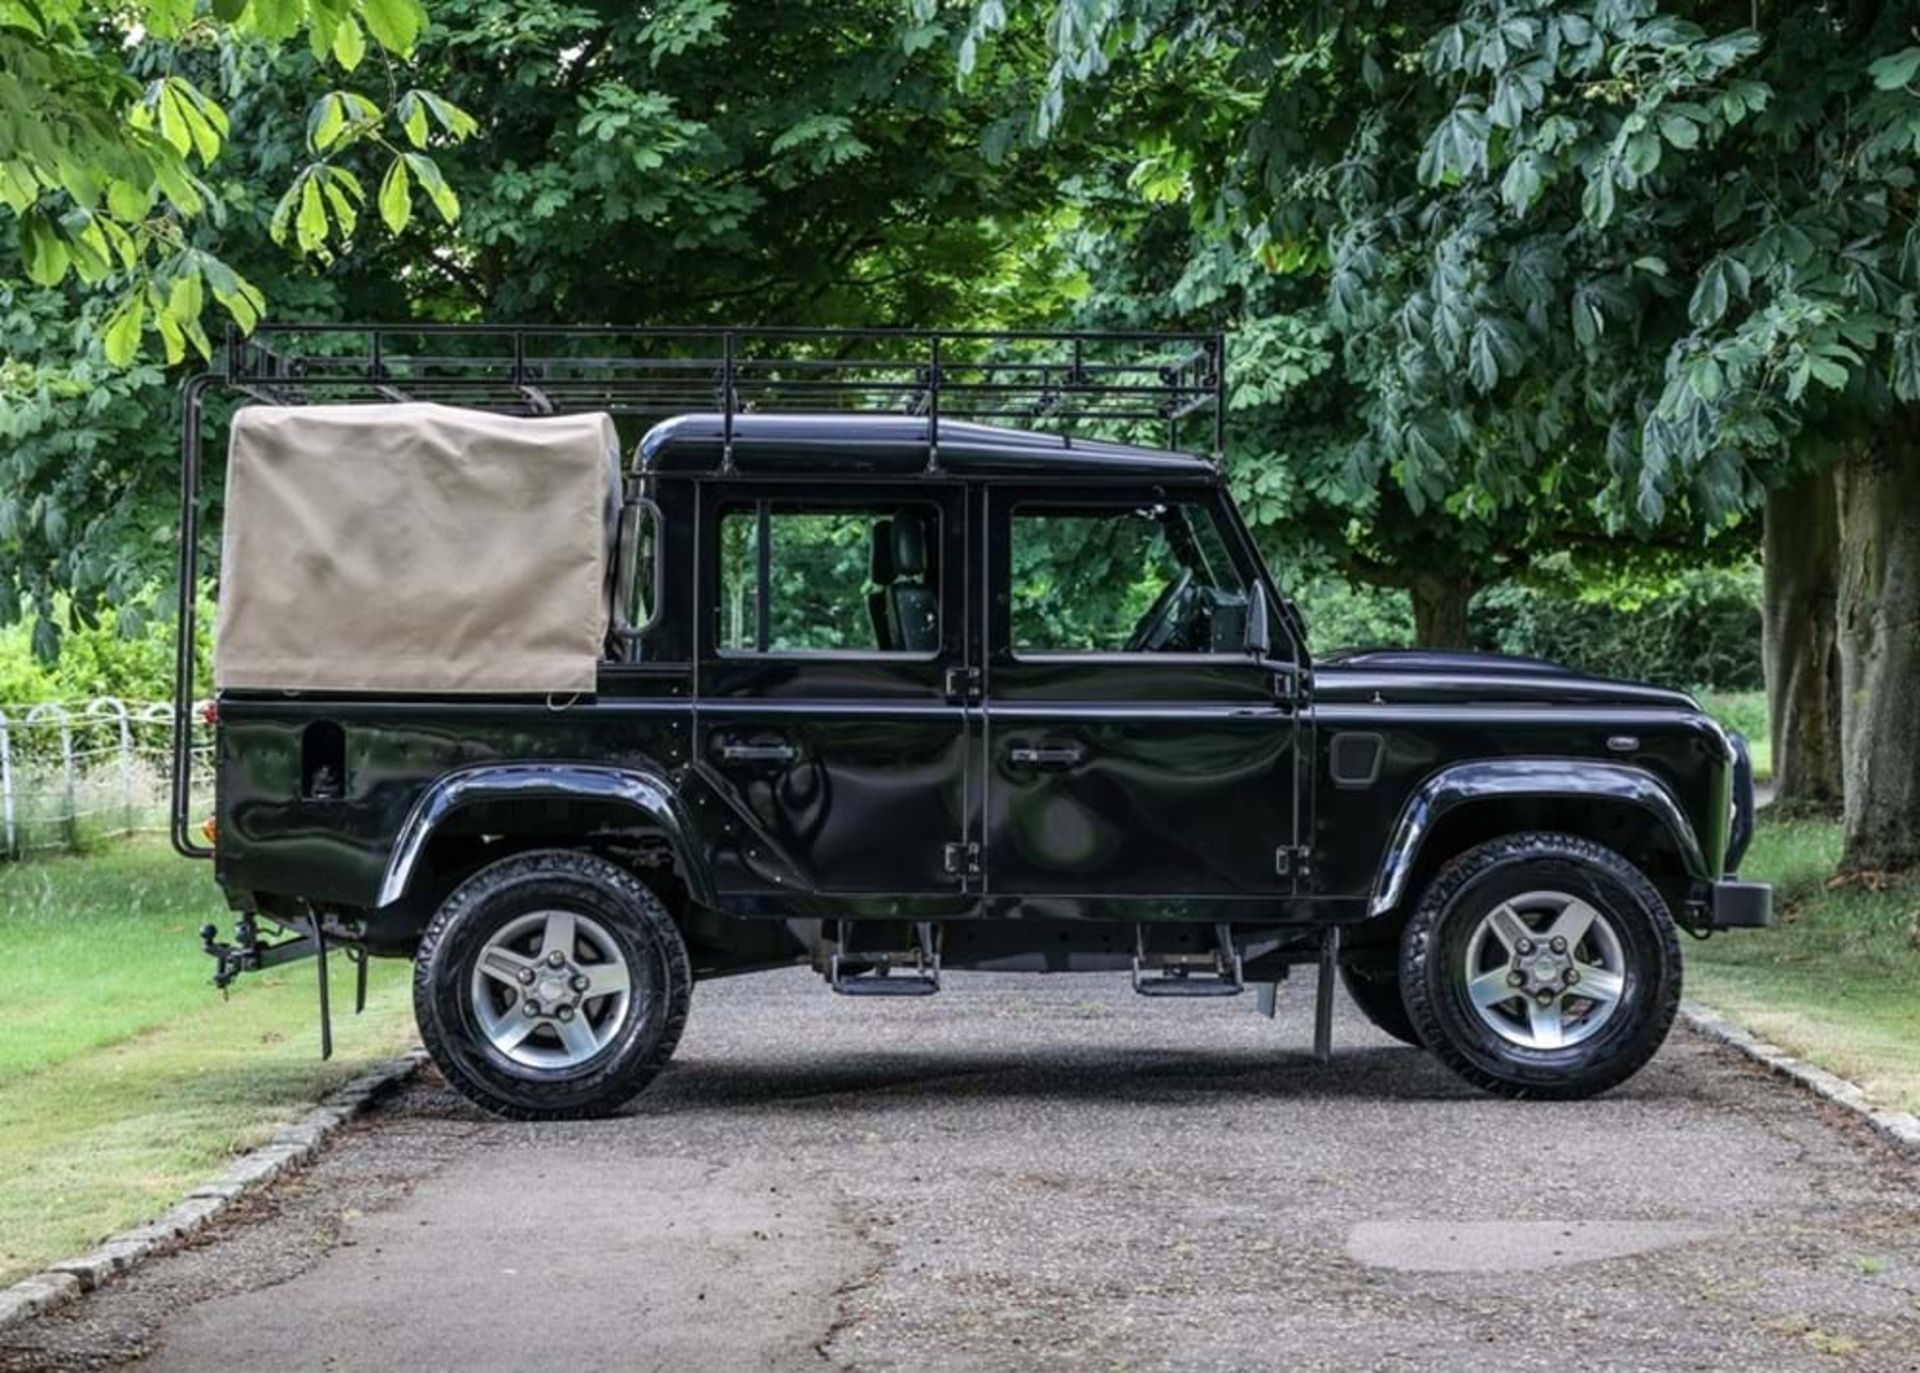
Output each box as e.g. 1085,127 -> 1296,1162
1338,964 -> 1423,1047
1401,832 -> 1681,1100
413,849 -> 691,1120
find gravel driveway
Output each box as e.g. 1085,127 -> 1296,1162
5,968 -> 1918,1372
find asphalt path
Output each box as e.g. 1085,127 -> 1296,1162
5,968 -> 1918,1372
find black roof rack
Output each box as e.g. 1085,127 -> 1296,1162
172,322 -> 1227,858
221,323 -> 1227,460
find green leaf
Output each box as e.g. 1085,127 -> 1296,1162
252,0 -> 304,42
152,158 -> 206,216
1868,48 -> 1920,90
332,15 -> 366,70
403,152 -> 459,221
378,155 -> 412,232
0,164 -> 38,214
361,0 -> 422,54
102,293 -> 146,367
322,174 -> 359,238
1623,130 -> 1661,178
416,91 -> 478,142
1658,112 -> 1699,150
1581,170 -> 1617,227
1686,354 -> 1723,402
1808,355 -> 1850,390
1500,152 -> 1543,212
1688,257 -> 1751,327
269,178 -> 301,244
167,270 -> 205,326
296,173 -> 328,250
156,309 -> 187,366
398,93 -> 430,149
105,178 -> 151,221
1466,318 -> 1523,393
307,0 -> 338,60
19,210 -> 69,286
211,0 -> 248,20
309,94 -> 347,151
61,210 -> 113,281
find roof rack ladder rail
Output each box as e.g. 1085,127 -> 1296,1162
1212,333 -> 1227,462
925,333 -> 942,472
720,330 -> 736,473
171,372 -> 216,858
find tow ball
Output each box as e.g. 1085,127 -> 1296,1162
200,913 -> 368,1059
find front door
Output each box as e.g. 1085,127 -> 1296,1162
982,484 -> 1300,913
695,480 -> 973,906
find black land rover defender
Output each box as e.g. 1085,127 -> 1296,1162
175,325 -> 1770,1120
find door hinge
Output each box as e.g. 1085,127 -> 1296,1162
943,840 -> 981,878
1275,844 -> 1311,877
945,665 -> 981,701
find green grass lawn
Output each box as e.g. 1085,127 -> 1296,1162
1690,816 -> 1920,1115
0,840 -> 415,1285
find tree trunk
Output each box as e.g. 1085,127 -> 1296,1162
1834,419 -> 1920,874
1762,468 -> 1843,812
1410,573 -> 1474,649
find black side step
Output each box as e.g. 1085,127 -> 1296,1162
1132,923 -> 1243,997
830,921 -> 941,997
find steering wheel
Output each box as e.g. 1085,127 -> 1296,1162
1123,568 -> 1195,653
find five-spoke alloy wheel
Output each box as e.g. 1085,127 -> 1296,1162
415,849 -> 691,1120
470,908 -> 636,1070
1460,890 -> 1627,1052
1401,832 -> 1681,1100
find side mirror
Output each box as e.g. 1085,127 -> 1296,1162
611,497 -> 662,640
1245,587 -> 1272,658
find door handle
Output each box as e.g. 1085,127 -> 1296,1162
718,741 -> 798,764
1008,744 -> 1084,770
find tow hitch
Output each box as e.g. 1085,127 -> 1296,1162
200,913 -> 368,1059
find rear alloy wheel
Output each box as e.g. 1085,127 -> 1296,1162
1401,832 -> 1680,1100
414,850 -> 690,1120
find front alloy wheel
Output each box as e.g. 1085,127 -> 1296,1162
1459,890 -> 1628,1052
1401,832 -> 1681,1100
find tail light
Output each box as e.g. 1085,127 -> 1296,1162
200,816 -> 217,847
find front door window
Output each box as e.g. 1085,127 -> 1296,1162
1009,500 -> 1250,656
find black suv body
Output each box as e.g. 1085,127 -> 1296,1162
178,327 -> 1769,1119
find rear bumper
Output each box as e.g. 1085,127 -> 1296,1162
1706,878 -> 1773,929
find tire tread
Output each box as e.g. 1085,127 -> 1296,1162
1400,831 -> 1681,1100
412,848 -> 691,1121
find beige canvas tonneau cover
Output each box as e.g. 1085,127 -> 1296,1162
215,403 -> 620,694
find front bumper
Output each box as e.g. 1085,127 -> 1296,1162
1706,878 -> 1773,929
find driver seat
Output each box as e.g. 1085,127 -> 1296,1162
883,513 -> 938,652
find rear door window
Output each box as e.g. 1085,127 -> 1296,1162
717,502 -> 941,655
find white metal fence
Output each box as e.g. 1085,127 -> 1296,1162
0,699 -> 213,858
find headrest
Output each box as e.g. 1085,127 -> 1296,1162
870,519 -> 896,585
892,512 -> 930,579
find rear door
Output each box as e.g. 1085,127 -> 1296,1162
694,480 -> 974,904
981,484 -> 1300,907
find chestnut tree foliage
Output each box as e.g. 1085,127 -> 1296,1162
6,0 -> 1920,864
1,0 -> 1101,650
1,0 -> 473,363
989,0 -> 1920,867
